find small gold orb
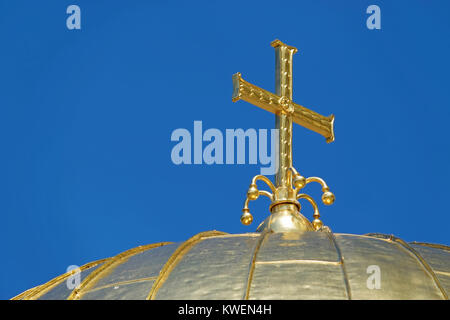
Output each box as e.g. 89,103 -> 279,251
247,184 -> 259,200
322,191 -> 335,205
241,211 -> 253,226
312,219 -> 323,230
293,175 -> 306,189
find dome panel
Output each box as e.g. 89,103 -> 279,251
410,244 -> 450,273
82,280 -> 155,300
39,262 -> 105,300
410,244 -> 450,293
154,234 -> 260,300
11,258 -> 108,300
249,261 -> 348,299
435,274 -> 450,294
335,234 -> 445,299
91,243 -> 179,290
255,231 -> 340,262
246,230 -> 350,299
68,242 -> 172,300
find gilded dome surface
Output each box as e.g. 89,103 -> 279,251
13,230 -> 450,300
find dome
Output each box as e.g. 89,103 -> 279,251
12,230 -> 450,300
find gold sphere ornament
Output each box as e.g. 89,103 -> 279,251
322,191 -> 335,205
293,174 -> 306,189
240,210 -> 253,226
312,218 -> 323,231
247,184 -> 259,200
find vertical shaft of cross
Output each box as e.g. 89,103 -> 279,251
235,40 -> 335,232
272,40 -> 297,194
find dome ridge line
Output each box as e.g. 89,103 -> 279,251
255,259 -> 341,266
324,229 -> 352,300
242,230 -> 270,300
67,242 -> 172,300
11,285 -> 40,301
408,242 -> 450,251
436,271 -> 450,277
146,230 -> 228,300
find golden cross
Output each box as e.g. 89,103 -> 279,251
232,39 -> 335,232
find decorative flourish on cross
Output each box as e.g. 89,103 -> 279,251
232,40 -> 335,232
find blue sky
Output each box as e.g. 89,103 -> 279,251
1,0 -> 450,299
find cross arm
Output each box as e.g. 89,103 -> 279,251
232,73 -> 334,143
232,72 -> 280,114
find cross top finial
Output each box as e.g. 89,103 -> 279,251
232,39 -> 336,232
